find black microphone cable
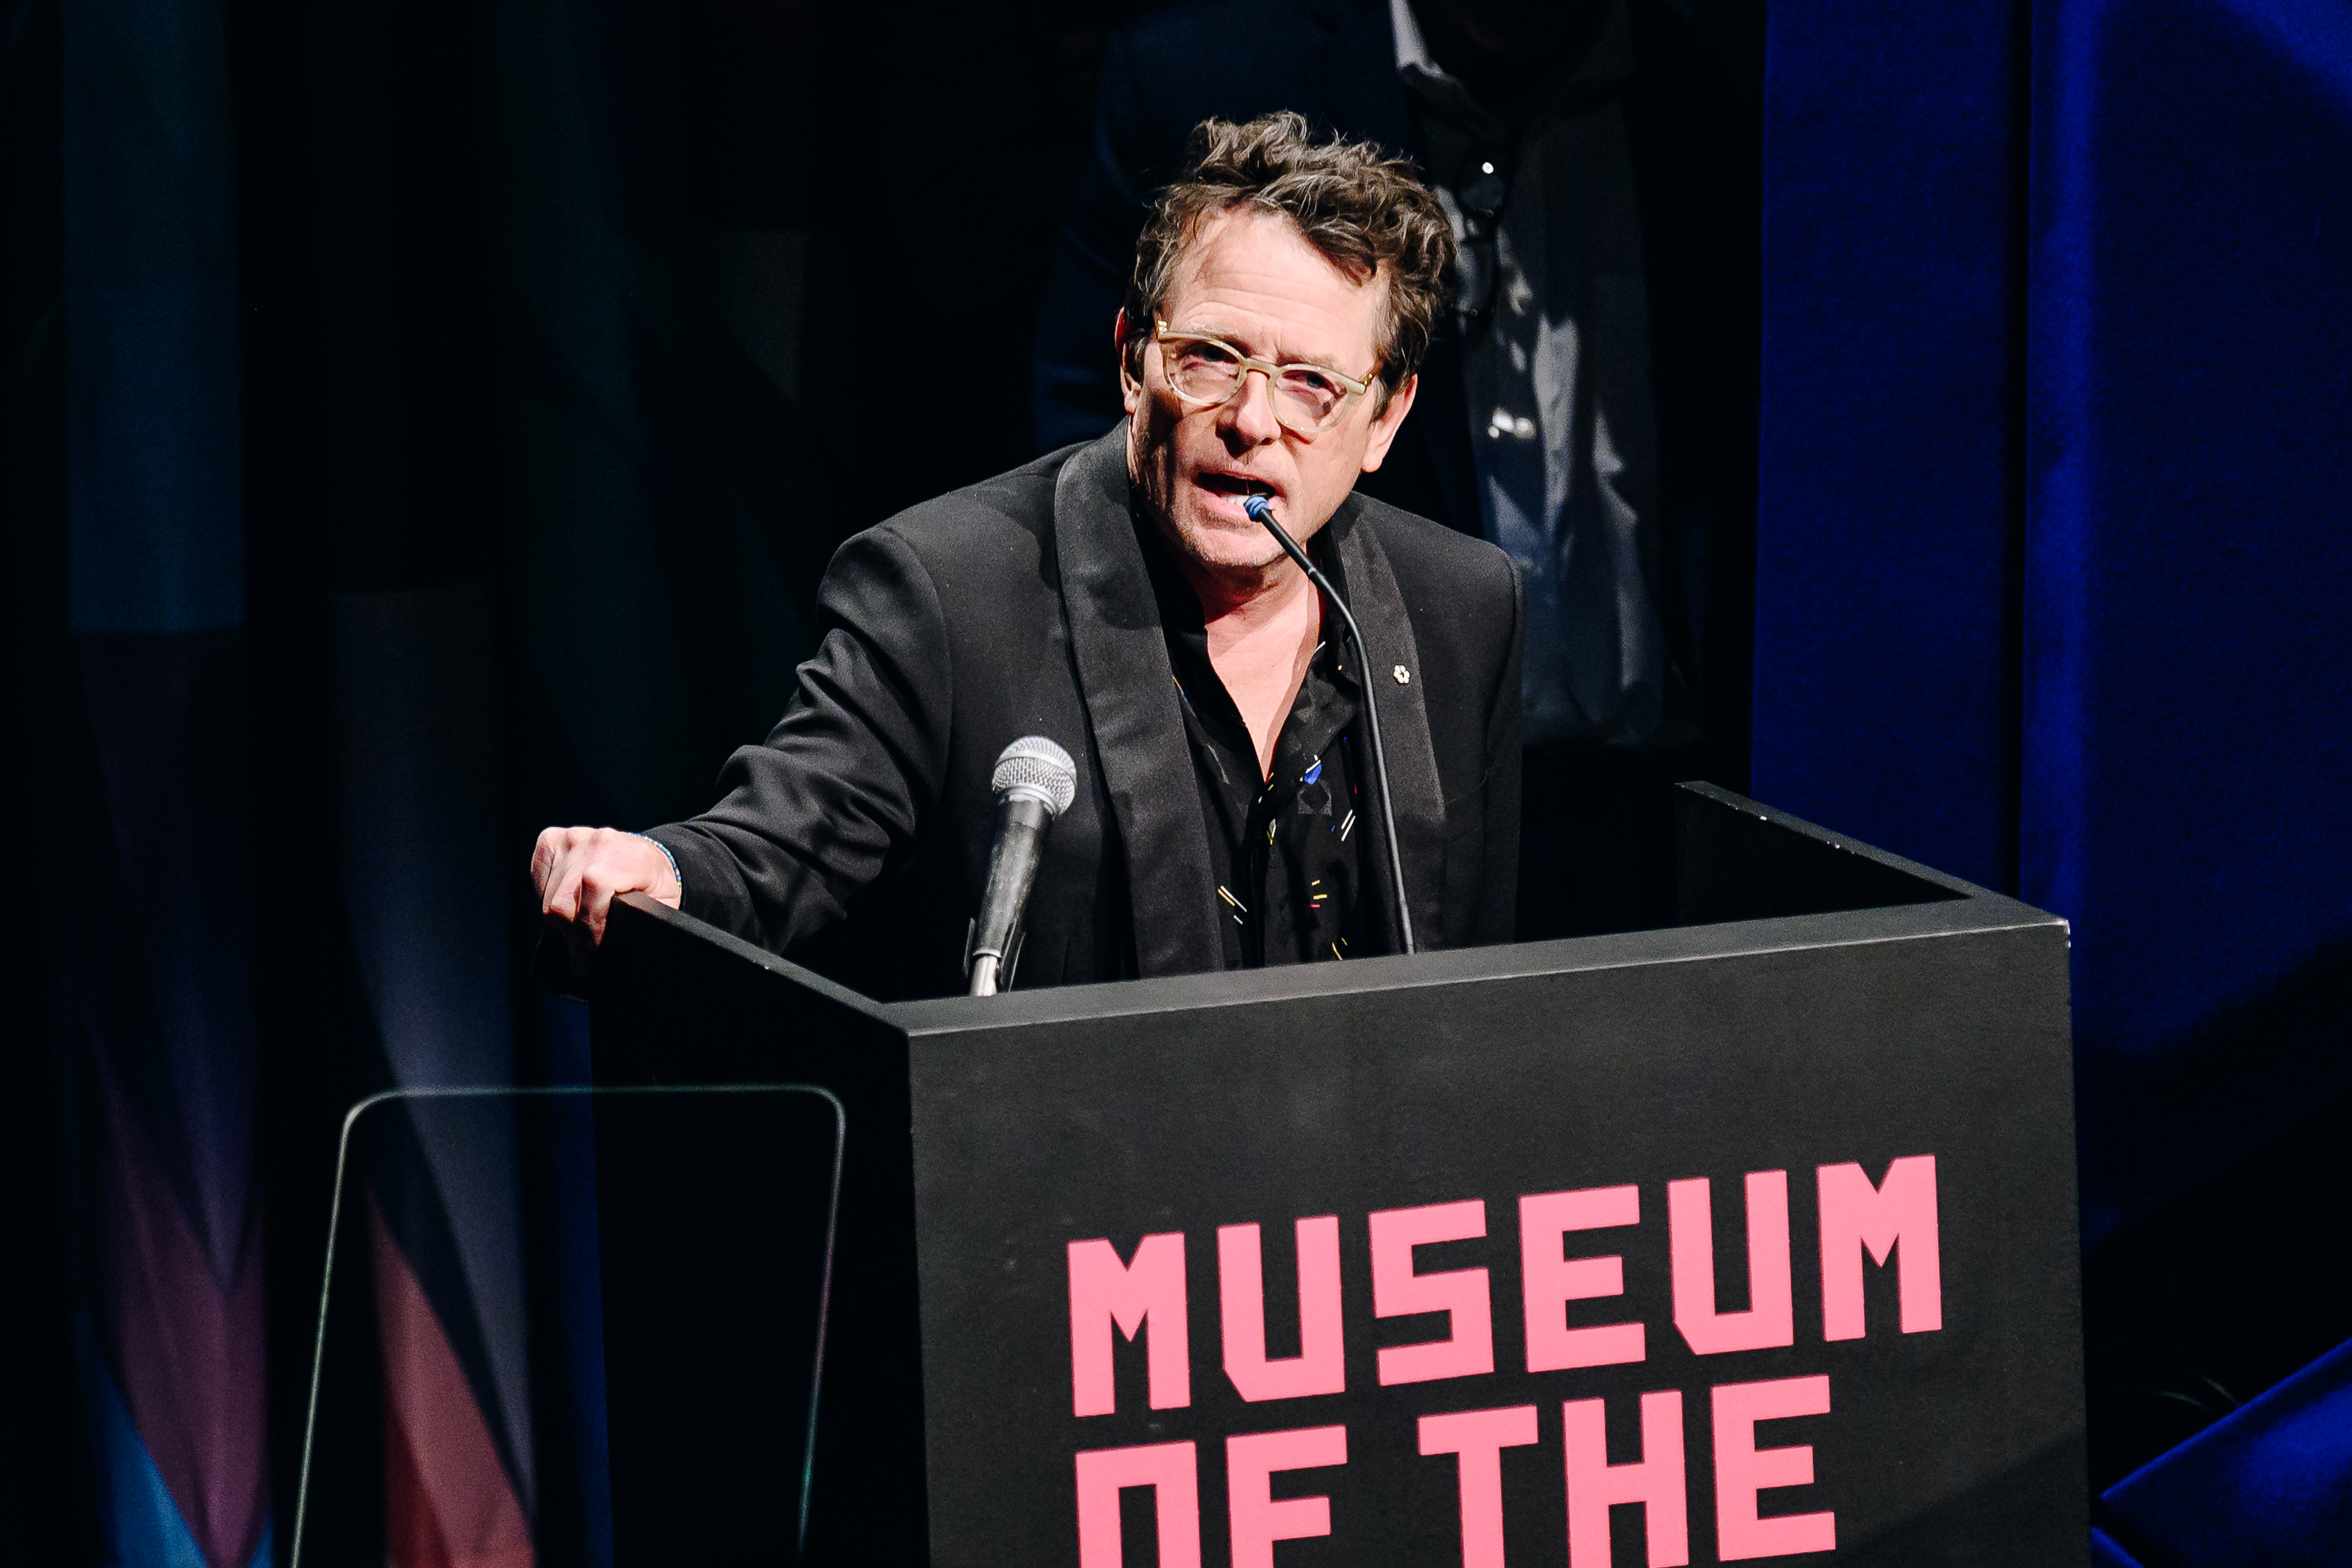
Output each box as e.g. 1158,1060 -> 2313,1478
1244,494 -> 1415,955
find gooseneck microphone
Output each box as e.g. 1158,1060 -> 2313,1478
1243,493 -> 1415,954
967,735 -> 1079,996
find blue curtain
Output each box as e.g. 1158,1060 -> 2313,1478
1755,1 -> 2024,899
1756,0 -> 2352,1548
1758,0 -> 2352,1251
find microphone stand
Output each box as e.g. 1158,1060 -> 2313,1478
1244,495 -> 1415,955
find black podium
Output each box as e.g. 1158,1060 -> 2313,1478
591,783 -> 2085,1567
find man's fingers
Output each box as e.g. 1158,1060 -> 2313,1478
530,828 -> 575,897
578,869 -> 615,944
540,844 -> 582,922
534,828 -> 578,918
533,828 -> 666,946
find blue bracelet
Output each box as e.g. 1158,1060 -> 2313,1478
630,832 -> 683,898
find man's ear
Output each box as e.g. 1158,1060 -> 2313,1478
1117,310 -> 1146,416
1359,374 -> 1418,473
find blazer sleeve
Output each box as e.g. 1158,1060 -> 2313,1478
647,526 -> 953,955
1473,557 -> 1526,945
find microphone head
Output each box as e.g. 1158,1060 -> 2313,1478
991,735 -> 1078,818
1243,493 -> 1275,524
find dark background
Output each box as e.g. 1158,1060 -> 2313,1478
8,0 -> 2352,1561
7,3 -> 1306,1562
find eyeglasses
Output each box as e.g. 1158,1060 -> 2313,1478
1151,322 -> 1375,435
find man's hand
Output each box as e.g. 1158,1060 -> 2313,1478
531,828 -> 683,966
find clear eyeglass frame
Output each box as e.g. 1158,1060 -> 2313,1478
1151,320 -> 1375,435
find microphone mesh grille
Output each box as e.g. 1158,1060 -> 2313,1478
991,735 -> 1078,816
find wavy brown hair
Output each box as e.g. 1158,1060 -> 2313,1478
1121,113 -> 1454,410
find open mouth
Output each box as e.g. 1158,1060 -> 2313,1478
1197,473 -> 1277,500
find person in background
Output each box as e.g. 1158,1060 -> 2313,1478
1033,0 -> 1761,938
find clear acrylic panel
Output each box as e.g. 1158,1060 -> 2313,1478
290,1085 -> 844,1567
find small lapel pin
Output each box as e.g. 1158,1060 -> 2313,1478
1392,665 -> 1411,685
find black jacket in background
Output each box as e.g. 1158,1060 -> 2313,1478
1030,0 -> 1761,778
648,425 -> 1524,1001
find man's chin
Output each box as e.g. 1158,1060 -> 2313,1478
1168,511 -> 1285,574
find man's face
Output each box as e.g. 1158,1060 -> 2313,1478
1123,209 -> 1418,578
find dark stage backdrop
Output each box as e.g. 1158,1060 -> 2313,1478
7,0 -> 2349,1560
1753,0 -> 2352,1557
7,0 -> 1173,1561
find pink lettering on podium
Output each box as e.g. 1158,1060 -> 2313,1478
1369,1200 -> 1495,1385
1520,1185 -> 1646,1371
1562,1392 -> 1690,1567
1711,1376 -> 1835,1559
1220,1217 -> 1347,1401
1226,1425 -> 1348,1568
1417,1404 -> 1539,1568
1817,1156 -> 1943,1340
1669,1172 -> 1795,1355
1074,1440 -> 1202,1568
1068,1233 -> 1190,1416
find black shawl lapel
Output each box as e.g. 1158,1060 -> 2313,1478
1052,426 -> 1228,977
1324,497 -> 1449,950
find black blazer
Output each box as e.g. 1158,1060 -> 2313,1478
651,426 -> 1524,1000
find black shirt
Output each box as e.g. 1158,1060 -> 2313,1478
1137,515 -> 1375,968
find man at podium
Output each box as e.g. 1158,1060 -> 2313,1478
533,114 -> 1524,999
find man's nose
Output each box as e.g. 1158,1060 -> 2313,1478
1219,367 -> 1282,444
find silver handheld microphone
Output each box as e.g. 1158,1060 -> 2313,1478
967,736 -> 1079,995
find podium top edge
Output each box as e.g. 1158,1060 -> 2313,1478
1668,781 -> 1999,900
608,787 -> 2068,1035
884,894 -> 2065,1037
